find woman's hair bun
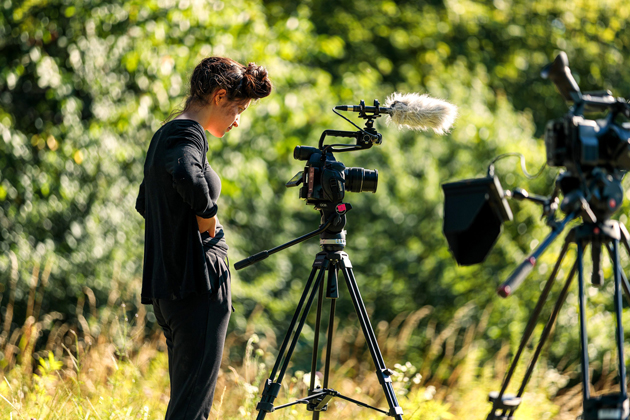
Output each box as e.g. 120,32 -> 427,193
185,57 -> 272,112
242,62 -> 273,100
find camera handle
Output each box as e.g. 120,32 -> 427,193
318,129 -> 382,152
507,187 -> 559,222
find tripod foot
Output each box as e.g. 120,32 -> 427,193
485,391 -> 520,420
582,394 -> 629,420
488,391 -> 521,410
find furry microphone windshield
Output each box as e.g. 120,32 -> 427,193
385,92 -> 458,135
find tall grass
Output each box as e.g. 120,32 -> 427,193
0,254 -> 620,419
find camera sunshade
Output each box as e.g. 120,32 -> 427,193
442,176 -> 513,265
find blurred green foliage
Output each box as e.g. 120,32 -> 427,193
1,0 -> 630,379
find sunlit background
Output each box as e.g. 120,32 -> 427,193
1,0 -> 630,418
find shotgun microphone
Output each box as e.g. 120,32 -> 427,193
335,92 -> 458,135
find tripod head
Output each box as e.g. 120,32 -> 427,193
498,164 -> 624,294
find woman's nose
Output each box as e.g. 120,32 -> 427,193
233,114 -> 240,127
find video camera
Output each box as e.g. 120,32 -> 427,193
443,52 -> 630,266
287,145 -> 378,209
285,100 -> 385,211
543,52 -> 630,172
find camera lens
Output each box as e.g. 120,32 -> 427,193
345,167 -> 378,193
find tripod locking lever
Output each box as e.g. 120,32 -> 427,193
561,189 -> 597,224
335,202 -> 352,215
256,379 -> 282,413
376,368 -> 395,385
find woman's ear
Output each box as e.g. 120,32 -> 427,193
212,88 -> 227,105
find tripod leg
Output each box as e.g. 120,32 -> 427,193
497,239 -> 571,396
323,287 -> 337,389
577,240 -> 592,401
310,266 -> 339,420
610,228 -> 630,304
309,276 -> 326,394
270,264 -> 319,380
339,256 -> 404,420
277,264 -> 328,381
487,238 -> 571,420
309,269 -> 328,420
507,260 -> 578,417
612,240 -> 628,398
323,265 -> 338,389
256,261 -> 328,419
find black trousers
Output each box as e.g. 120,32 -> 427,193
153,254 -> 231,420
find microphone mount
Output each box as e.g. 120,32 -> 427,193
334,99 -> 390,121
332,99 -> 384,144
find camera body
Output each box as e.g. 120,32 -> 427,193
542,88 -> 630,221
288,146 -> 378,210
545,112 -> 630,171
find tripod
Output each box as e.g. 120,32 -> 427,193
487,216 -> 630,420
236,218 -> 405,420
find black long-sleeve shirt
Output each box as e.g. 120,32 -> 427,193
136,119 -> 228,304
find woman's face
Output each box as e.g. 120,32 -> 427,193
207,92 -> 251,138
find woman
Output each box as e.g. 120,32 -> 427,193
135,56 -> 272,420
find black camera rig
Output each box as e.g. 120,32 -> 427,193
286,99 -> 383,211
235,101 -> 407,420
488,54 -> 630,420
235,100 -> 387,270
441,51 -> 630,420
542,52 -> 630,223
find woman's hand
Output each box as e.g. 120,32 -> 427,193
196,215 -> 217,237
